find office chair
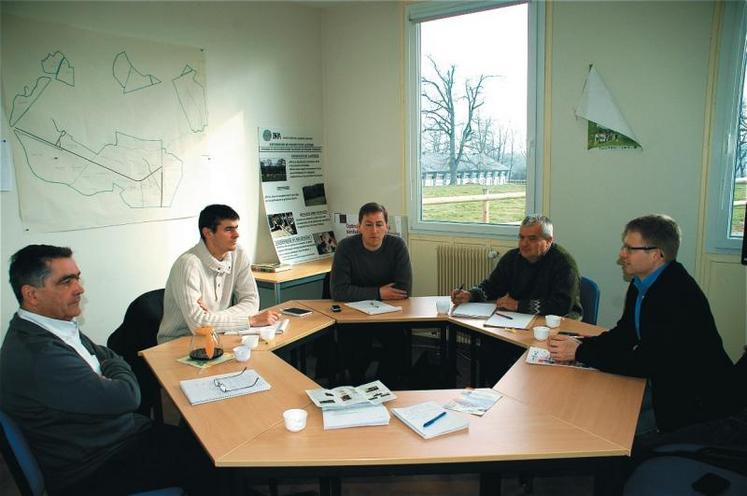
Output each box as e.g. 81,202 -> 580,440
0,409 -> 183,496
579,276 -> 600,325
107,289 -> 166,422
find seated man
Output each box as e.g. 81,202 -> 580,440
549,214 -> 740,442
451,214 -> 583,318
158,204 -> 279,343
0,245 -> 216,495
451,214 -> 582,384
330,202 -> 413,384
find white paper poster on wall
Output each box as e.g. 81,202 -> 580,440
258,127 -> 336,264
575,65 -> 641,150
1,15 -> 209,231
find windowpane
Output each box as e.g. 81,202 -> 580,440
417,3 -> 529,227
732,71 -> 747,237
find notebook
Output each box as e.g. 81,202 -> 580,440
180,369 -> 271,405
345,300 -> 402,315
484,311 -> 535,329
323,404 -> 391,430
391,401 -> 469,439
450,303 -> 496,319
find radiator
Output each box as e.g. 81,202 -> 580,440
436,245 -> 498,295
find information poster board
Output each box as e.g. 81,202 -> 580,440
258,127 -> 336,264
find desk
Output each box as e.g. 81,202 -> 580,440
253,258 -> 332,307
141,297 -> 644,495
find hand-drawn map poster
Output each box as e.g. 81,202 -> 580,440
1,15 -> 208,231
258,128 -> 336,264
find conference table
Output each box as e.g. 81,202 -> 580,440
140,297 -> 645,496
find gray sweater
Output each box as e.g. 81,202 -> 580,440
330,234 -> 412,301
0,315 -> 150,491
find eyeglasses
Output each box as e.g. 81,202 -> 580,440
213,367 -> 259,393
621,244 -> 658,254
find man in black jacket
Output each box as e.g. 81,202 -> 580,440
0,245 -> 215,495
548,215 -> 739,437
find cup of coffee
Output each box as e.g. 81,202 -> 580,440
260,327 -> 276,343
283,409 -> 308,432
242,335 -> 260,349
533,326 -> 550,341
545,315 -> 562,328
435,297 -> 451,315
232,345 -> 251,362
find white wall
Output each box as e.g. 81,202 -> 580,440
1,1 -> 324,344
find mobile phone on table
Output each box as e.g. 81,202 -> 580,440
331,304 -> 341,313
281,307 -> 312,317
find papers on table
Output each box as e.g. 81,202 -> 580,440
526,347 -> 596,370
391,401 -> 469,439
323,404 -> 391,430
180,369 -> 271,405
450,303 -> 496,319
306,380 -> 396,410
220,319 -> 289,336
484,311 -> 535,329
345,300 -> 402,315
444,389 -> 502,417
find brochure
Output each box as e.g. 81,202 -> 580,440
525,346 -> 596,370
444,389 -> 502,417
306,380 -> 396,410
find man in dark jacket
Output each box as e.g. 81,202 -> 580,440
0,245 -> 215,495
548,215 -> 739,436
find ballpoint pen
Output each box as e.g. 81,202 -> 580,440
422,411 -> 447,428
493,312 -> 514,320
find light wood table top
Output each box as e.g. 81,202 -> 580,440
219,389 -> 624,467
252,257 -> 332,284
301,296 -> 447,323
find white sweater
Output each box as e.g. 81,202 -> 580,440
157,240 -> 259,343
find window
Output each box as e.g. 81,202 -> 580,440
707,1 -> 747,251
406,0 -> 544,236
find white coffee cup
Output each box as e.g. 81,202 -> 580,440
435,298 -> 451,315
545,315 -> 562,328
259,327 -> 276,343
533,326 -> 550,341
233,345 -> 251,362
283,409 -> 308,432
241,335 -> 260,349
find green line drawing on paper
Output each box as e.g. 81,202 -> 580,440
172,64 -> 208,132
13,124 -> 182,208
9,77 -> 52,127
112,51 -> 162,94
41,51 -> 75,86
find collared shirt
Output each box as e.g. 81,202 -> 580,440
632,262 -> 669,338
18,308 -> 102,375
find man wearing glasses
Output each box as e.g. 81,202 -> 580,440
0,245 -> 216,495
549,215 -> 739,441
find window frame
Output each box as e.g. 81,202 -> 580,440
405,0 -> 545,238
706,0 -> 747,252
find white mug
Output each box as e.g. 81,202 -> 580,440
233,345 -> 251,362
260,327 -> 276,343
283,409 -> 308,432
533,326 -> 550,341
242,335 -> 260,349
545,315 -> 562,328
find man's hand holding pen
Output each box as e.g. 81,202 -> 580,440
450,283 -> 470,304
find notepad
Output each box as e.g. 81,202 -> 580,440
450,303 -> 496,319
180,369 -> 271,405
323,404 -> 391,430
345,300 -> 402,315
391,401 -> 469,439
484,311 -> 535,329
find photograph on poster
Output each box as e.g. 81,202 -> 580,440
268,212 -> 298,238
302,183 -> 327,206
260,158 -> 287,182
313,231 -> 337,254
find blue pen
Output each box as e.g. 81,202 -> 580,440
422,411 -> 447,428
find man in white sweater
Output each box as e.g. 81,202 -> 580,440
157,204 -> 279,343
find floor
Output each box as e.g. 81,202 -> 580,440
1,331 -> 596,495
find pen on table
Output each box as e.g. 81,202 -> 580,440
422,411 -> 447,428
493,311 -> 513,320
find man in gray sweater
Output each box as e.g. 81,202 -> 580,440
330,202 -> 413,384
0,245 -> 215,495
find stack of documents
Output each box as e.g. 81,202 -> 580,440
180,369 -> 271,405
450,303 -> 496,319
323,405 -> 390,430
345,300 -> 402,315
391,401 -> 469,439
